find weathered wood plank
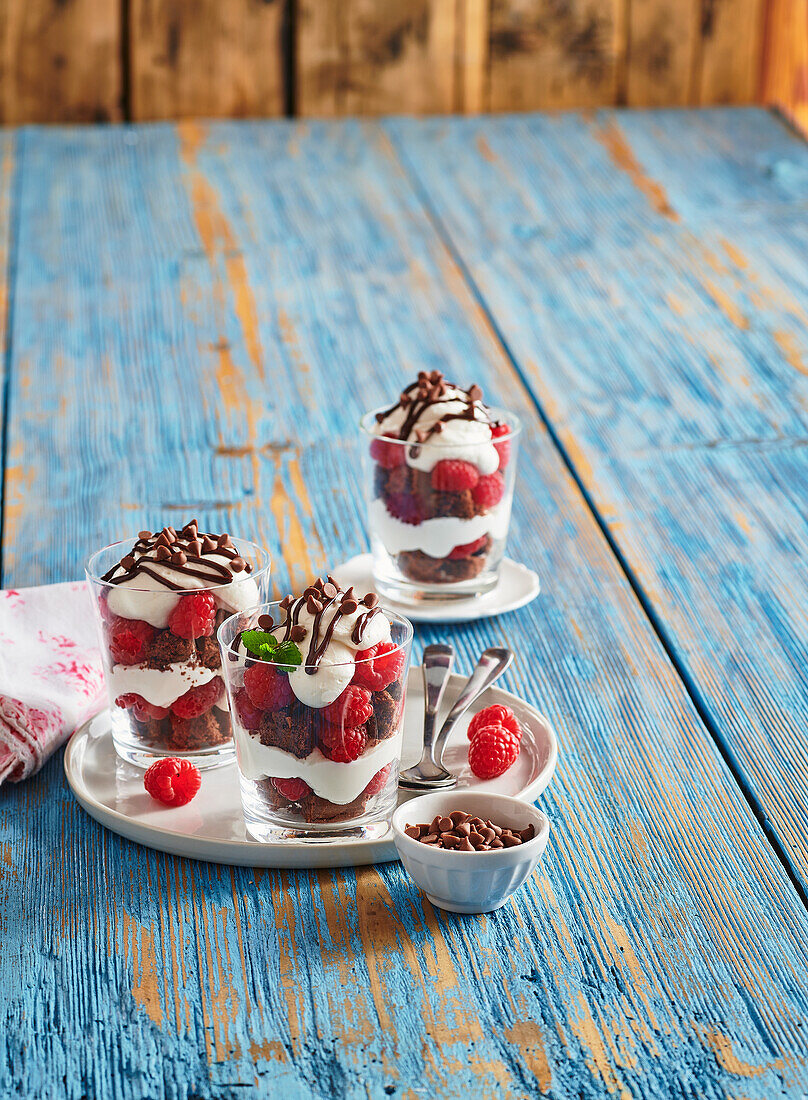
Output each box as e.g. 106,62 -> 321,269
296,0 -> 457,117
696,0 -> 766,103
2,118 -> 808,1098
762,0 -> 808,135
129,0 -> 287,121
0,0 -> 121,124
625,0 -> 699,107
487,0 -> 625,111
388,106 -> 808,898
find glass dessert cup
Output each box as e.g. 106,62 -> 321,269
86,535 -> 271,770
361,408 -> 521,604
218,603 -> 414,842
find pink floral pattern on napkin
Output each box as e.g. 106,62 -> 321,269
0,581 -> 105,784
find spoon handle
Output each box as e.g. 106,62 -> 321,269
431,647 -> 513,770
421,644 -> 455,760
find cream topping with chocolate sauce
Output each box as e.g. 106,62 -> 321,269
373,371 -> 501,475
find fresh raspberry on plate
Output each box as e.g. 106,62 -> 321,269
363,763 -> 392,797
370,434 -> 405,470
234,687 -> 263,730
322,725 -> 367,762
168,592 -> 217,639
352,641 -> 405,692
115,693 -> 170,721
472,471 -> 505,509
171,677 -> 223,719
467,703 -> 522,742
272,776 -> 312,801
448,535 -> 488,560
244,662 -> 294,710
431,460 -> 480,492
144,758 -> 201,806
109,616 -> 154,665
321,685 -> 373,729
491,423 -> 511,469
386,492 -> 423,525
468,724 -> 520,779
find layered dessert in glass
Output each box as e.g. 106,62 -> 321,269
218,576 -> 413,840
86,522 -> 270,768
361,371 -> 520,602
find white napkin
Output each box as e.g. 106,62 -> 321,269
0,581 -> 105,784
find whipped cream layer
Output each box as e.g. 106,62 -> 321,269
370,498 -> 510,558
375,382 -> 499,476
271,581 -> 392,708
108,558 -> 260,628
235,725 -> 402,804
109,661 -> 219,707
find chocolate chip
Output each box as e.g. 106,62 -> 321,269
231,557 -> 246,572
155,545 -> 170,561
520,825 -> 535,842
457,838 -> 474,852
341,598 -> 358,615
363,593 -> 379,608
420,834 -> 439,845
217,533 -> 233,548
290,625 -> 306,643
490,838 -> 504,849
437,816 -> 453,833
468,384 -> 483,402
455,822 -> 471,837
258,614 -> 274,630
280,595 -> 294,610
405,810 -> 532,852
306,595 -> 322,615
502,834 -> 521,848
404,826 -> 421,840
137,530 -> 151,540
469,831 -> 485,847
322,582 -> 338,600
171,551 -> 187,566
156,531 -> 171,547
202,536 -> 217,553
450,811 -> 470,825
185,538 -> 201,557
121,554 -> 135,570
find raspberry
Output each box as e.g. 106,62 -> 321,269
467,704 -> 522,742
234,687 -> 263,730
431,460 -> 479,492
98,593 -> 115,623
144,758 -> 201,806
370,434 -> 405,470
109,616 -> 154,666
448,535 -> 488,560
386,493 -> 423,525
115,693 -> 170,721
168,592 -> 217,639
322,725 -> 367,762
491,423 -> 511,469
321,685 -> 373,728
363,763 -> 392,796
468,724 -> 520,779
352,642 -> 405,692
244,663 -> 294,710
272,776 -> 311,801
171,676 -> 223,718
472,471 -> 505,509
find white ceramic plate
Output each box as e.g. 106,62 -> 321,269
332,554 -> 540,623
64,668 -> 557,868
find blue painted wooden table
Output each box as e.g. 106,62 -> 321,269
0,108 -> 807,1099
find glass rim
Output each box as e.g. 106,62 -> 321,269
360,406 -> 522,446
85,536 -> 271,594
217,598 -> 414,668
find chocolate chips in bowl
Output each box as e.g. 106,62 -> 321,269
404,810 -> 536,851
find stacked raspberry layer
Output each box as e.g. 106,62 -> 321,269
369,372 -> 511,585
231,578 -> 406,825
101,521 -> 258,755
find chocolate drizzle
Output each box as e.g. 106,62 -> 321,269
374,371 -> 493,455
102,520 -> 253,589
277,577 -> 383,675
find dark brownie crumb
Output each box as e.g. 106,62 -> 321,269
427,489 -> 477,520
397,538 -> 491,584
257,705 -> 317,759
135,708 -> 230,752
146,630 -> 196,668
195,635 -> 222,670
366,689 -> 399,742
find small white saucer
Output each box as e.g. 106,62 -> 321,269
332,554 -> 540,623
64,669 -> 557,869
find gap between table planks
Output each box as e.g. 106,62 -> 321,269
385,106 -> 808,905
0,118 -> 806,1098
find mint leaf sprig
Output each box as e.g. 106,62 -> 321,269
241,630 -> 302,670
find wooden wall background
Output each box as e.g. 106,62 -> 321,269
0,0 -> 804,125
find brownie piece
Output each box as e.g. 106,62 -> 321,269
366,689 -> 400,742
195,635 -> 222,670
168,709 -> 230,751
397,536 -> 491,584
145,630 -> 195,668
257,705 -> 317,759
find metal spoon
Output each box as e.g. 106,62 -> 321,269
399,646 -> 514,790
398,644 -> 456,789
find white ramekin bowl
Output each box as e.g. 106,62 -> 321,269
391,790 -> 550,914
